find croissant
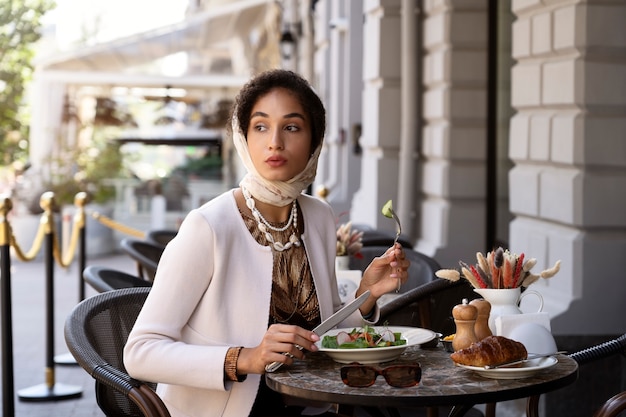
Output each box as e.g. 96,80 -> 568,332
450,335 -> 527,367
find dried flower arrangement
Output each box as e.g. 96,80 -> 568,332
435,247 -> 561,289
336,221 -> 363,259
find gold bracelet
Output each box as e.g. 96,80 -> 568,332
224,346 -> 245,382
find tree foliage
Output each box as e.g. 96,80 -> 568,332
0,0 -> 56,165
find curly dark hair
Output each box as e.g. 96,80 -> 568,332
229,69 -> 326,152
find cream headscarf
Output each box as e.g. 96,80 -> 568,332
232,112 -> 322,207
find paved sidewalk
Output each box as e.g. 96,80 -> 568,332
1,251 -> 137,417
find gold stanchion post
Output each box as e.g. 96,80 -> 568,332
17,192 -> 82,401
54,192 -> 87,366
1,195 -> 16,417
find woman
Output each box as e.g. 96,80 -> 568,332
124,69 -> 409,417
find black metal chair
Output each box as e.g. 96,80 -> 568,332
120,238 -> 163,281
527,333 -> 626,417
349,246 -> 441,294
83,265 -> 152,293
64,287 -> 171,417
350,246 -> 478,337
350,223 -> 412,248
145,229 -> 177,248
379,278 -> 478,340
576,335 -> 626,417
595,391 -> 626,417
360,229 -> 413,249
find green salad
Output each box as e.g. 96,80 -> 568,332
321,325 -> 407,349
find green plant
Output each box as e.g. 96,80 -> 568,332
176,152 -> 223,179
0,0 -> 56,166
45,132 -> 126,206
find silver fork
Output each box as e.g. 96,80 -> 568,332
389,207 -> 402,245
388,207 -> 402,292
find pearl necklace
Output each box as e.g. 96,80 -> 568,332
241,186 -> 301,251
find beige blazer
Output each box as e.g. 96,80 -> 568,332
124,190 -> 371,417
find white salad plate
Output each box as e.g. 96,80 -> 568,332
316,326 -> 437,364
456,356 -> 559,379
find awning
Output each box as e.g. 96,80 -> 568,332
35,0 -> 278,87
115,127 -> 222,147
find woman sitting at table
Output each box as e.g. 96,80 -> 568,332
124,69 -> 409,417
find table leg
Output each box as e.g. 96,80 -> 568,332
389,409 -> 402,417
526,395 -> 540,417
448,404 -> 474,417
485,402 -> 496,417
337,404 -> 354,416
426,406 -> 439,417
358,406 -> 389,417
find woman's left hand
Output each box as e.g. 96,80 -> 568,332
358,243 -> 409,299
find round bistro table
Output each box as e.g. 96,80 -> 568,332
265,345 -> 578,417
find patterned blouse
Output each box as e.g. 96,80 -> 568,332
240,204 -> 321,330
240,203 -> 324,416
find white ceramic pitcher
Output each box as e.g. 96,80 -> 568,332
473,287 -> 544,335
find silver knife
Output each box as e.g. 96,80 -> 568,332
484,351 -> 567,369
265,290 -> 371,372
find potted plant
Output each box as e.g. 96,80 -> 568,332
45,134 -> 123,207
335,221 -> 363,270
43,116 -> 131,257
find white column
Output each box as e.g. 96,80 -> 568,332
349,0 -> 403,231
397,0 -> 420,243
28,75 -> 66,177
312,0 -> 364,217
509,0 -> 626,335
415,2 -> 489,265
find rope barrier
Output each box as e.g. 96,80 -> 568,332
89,211 -> 146,239
7,192 -> 88,267
8,192 -> 147,267
8,218 -> 46,262
52,193 -> 87,268
1,190 -> 150,413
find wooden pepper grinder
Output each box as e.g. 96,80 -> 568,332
452,298 -> 478,351
470,298 -> 493,341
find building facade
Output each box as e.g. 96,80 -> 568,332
30,0 -> 625,337
304,0 -> 625,339
302,2 -> 624,414
26,0 -> 625,414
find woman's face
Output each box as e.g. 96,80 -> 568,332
246,88 -> 312,182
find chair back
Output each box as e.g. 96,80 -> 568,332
121,238 -> 163,281
379,279 -> 478,336
84,265 -> 152,293
594,391 -> 626,417
64,287 -> 170,417
569,333 -> 626,366
146,229 -> 177,248
360,229 -> 412,248
349,246 -> 440,293
572,333 -> 626,417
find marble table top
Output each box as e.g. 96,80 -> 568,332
265,344 -> 578,410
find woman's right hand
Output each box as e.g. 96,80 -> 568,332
236,324 -> 320,375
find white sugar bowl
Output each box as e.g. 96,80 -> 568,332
508,322 -> 557,354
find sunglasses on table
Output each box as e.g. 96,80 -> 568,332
340,362 -> 422,388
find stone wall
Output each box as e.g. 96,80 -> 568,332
417,0 -> 490,266
509,0 -> 626,335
